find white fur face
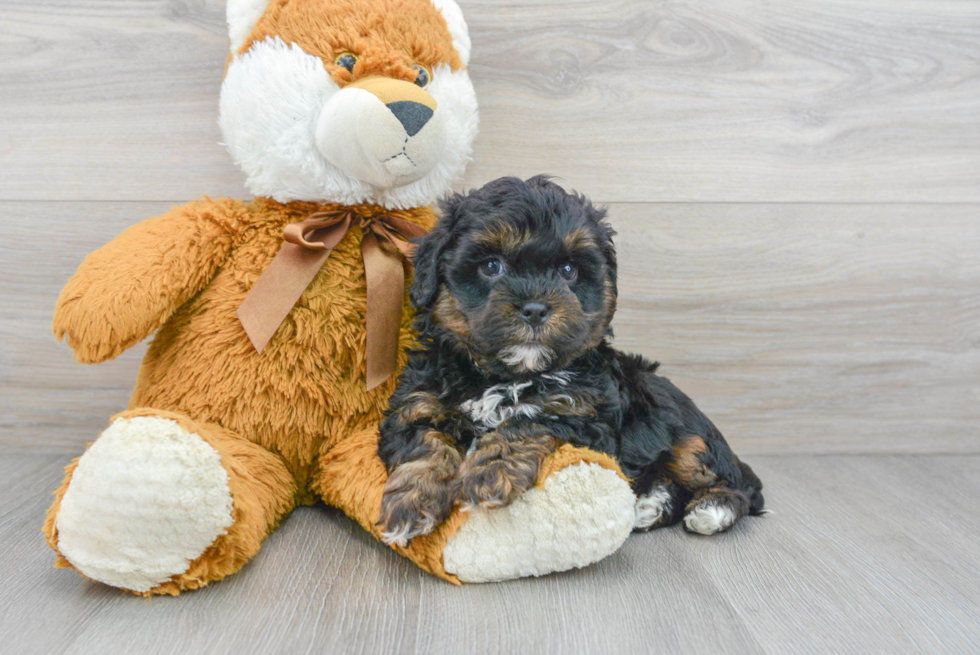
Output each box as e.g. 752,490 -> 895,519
219,2 -> 478,209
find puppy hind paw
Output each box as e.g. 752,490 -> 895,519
633,484 -> 676,532
683,503 -> 736,535
681,486 -> 751,536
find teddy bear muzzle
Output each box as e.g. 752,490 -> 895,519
315,76 -> 447,188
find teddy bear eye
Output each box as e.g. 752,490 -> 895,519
335,53 -> 357,73
412,65 -> 431,88
479,258 -> 505,278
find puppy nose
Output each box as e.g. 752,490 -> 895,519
386,101 -> 433,137
520,302 -> 550,327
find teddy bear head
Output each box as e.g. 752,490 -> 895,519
220,0 -> 478,209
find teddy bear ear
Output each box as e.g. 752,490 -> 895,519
429,0 -> 472,66
227,0 -> 273,54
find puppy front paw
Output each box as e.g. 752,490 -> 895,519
377,461 -> 458,547
456,433 -> 555,511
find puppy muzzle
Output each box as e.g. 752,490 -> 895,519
472,285 -> 592,376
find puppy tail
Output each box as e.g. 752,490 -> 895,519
737,459 -> 766,516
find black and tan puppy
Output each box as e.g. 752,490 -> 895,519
377,176 -> 764,546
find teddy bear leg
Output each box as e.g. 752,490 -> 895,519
314,428 -> 636,583
440,444 -> 637,582
44,408 -> 296,595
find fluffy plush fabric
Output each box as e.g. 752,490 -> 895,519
54,416 -> 235,593
54,199 -> 433,495
443,449 -> 636,583
46,408 -> 297,595
44,0 -> 632,595
315,432 -> 634,584
428,0 -> 471,65
45,195 -> 632,593
221,0 -> 478,207
227,0 -> 272,53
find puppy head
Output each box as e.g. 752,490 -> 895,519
412,176 -> 617,377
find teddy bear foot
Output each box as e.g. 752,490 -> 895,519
441,459 -> 635,583
52,415 -> 235,593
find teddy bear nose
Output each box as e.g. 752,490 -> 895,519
386,101 -> 434,137
520,302 -> 551,327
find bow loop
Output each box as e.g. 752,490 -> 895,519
363,214 -> 427,259
237,208 -> 429,390
282,211 -> 351,250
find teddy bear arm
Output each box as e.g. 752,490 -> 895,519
53,198 -> 248,363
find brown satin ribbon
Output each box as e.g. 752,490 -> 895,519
237,209 -> 428,390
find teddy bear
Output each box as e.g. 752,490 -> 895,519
43,0 -> 638,595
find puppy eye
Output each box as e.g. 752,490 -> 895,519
335,53 -> 357,73
479,258 -> 505,278
558,263 -> 578,281
412,64 -> 431,88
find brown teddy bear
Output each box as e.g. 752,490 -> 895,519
43,0 -> 637,595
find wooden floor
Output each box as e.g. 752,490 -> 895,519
3,454 -> 978,655
2,0 -> 979,653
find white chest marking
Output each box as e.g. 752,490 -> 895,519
460,381 -> 540,431
459,372 -> 574,434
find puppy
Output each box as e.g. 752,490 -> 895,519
377,176 -> 764,546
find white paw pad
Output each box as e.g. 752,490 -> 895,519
56,416 -> 234,592
442,462 -> 635,582
683,502 -> 736,536
633,485 -> 673,530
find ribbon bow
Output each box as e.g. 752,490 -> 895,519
237,209 -> 428,390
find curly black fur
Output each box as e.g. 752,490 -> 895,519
376,176 -> 764,545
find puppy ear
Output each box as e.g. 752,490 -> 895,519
410,193 -> 463,312
593,205 -> 618,294
589,204 -> 618,338
576,196 -> 617,294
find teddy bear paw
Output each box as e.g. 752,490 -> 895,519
442,461 -> 635,582
54,416 -> 234,593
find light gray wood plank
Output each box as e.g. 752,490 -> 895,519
59,508 -> 421,655
465,0 -> 980,203
414,454 -> 980,655
0,455 -> 422,655
610,203 -> 980,455
3,201 -> 977,455
689,455 -> 980,654
2,454 -> 764,655
0,202 -> 170,452
1,1 -> 978,203
4,454 -> 980,655
0,0 -> 247,202
414,532 -> 764,655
